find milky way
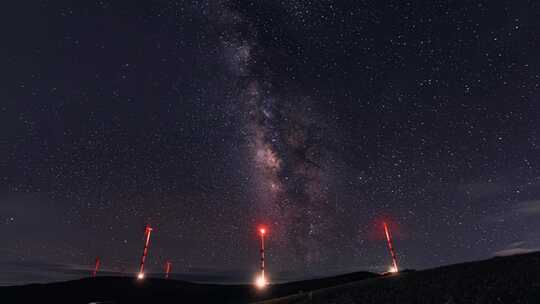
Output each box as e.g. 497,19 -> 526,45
214,1 -> 339,268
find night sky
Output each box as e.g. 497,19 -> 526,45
2,1 -> 540,285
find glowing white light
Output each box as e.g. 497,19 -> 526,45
137,273 -> 145,280
388,266 -> 398,273
255,274 -> 268,289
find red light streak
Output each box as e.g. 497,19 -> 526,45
165,261 -> 172,279
256,226 -> 268,288
92,257 -> 100,277
137,224 -> 153,279
383,222 -> 399,273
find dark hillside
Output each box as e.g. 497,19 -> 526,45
0,270 -> 376,303
2,252 -> 540,303
257,251 -> 540,304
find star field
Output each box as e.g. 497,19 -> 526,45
1,0 -> 540,284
